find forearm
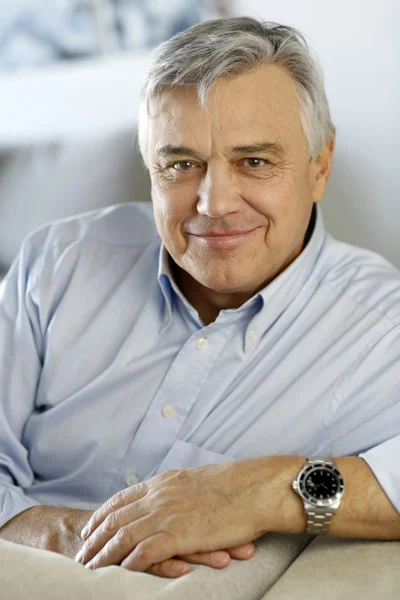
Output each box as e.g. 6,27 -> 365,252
255,455 -> 400,540
329,456 -> 400,539
0,505 -> 93,558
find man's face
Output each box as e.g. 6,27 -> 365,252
147,64 -> 332,304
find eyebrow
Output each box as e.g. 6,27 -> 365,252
156,140 -> 286,160
156,145 -> 202,160
231,141 -> 286,158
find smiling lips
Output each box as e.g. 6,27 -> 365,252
194,229 -> 255,237
188,227 -> 261,248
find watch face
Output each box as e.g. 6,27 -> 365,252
304,468 -> 340,500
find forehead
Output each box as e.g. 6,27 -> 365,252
147,64 -> 306,154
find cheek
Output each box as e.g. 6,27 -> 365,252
252,164 -> 308,215
243,176 -> 309,256
151,183 -> 195,252
244,179 -> 293,225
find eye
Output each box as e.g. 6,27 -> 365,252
170,160 -> 197,171
242,158 -> 270,169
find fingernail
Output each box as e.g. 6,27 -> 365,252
212,552 -> 228,564
81,527 -> 89,539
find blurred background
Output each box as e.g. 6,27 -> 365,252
0,0 -> 399,281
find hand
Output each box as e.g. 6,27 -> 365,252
143,542 -> 256,578
75,459 -> 270,572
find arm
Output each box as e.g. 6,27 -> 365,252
270,321 -> 400,540
0,505 -> 93,558
73,452 -> 400,574
0,239 -> 44,530
256,454 -> 400,540
0,238 -> 95,557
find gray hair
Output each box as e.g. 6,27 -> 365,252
137,16 -> 336,169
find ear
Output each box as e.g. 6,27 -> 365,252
311,136 -> 336,203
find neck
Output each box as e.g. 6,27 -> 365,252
172,263 -> 251,325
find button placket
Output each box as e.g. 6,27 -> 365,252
120,326 -> 231,482
196,336 -> 209,350
244,322 -> 260,353
162,404 -> 175,417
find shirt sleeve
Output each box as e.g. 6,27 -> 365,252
326,322 -> 400,514
359,435 -> 400,515
0,235 -> 45,529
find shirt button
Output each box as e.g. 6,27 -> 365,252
126,475 -> 139,486
196,336 -> 209,350
248,329 -> 257,340
162,404 -> 175,417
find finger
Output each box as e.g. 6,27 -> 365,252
145,545 -> 255,579
80,484 -> 147,541
146,550 -> 231,578
84,514 -> 153,570
146,559 -> 191,578
77,501 -> 147,566
179,551 -> 231,568
226,542 -> 255,560
120,531 -> 179,572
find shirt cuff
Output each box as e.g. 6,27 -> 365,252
358,435 -> 400,515
0,485 -> 43,529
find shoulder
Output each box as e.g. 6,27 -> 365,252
8,202 -> 160,302
26,202 -> 158,257
315,233 -> 400,326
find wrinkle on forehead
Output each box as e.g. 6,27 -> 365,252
148,64 -> 306,158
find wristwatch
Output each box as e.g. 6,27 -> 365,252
292,457 -> 345,535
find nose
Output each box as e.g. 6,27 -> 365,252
197,164 -> 242,218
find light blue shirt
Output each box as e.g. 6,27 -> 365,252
0,201 -> 399,529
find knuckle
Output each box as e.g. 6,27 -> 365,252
109,491 -> 125,510
149,487 -> 166,503
159,469 -> 180,481
155,471 -> 170,483
134,542 -> 151,561
83,537 -> 94,554
103,512 -> 119,532
115,526 -> 131,545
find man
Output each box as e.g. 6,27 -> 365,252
0,16 -> 399,580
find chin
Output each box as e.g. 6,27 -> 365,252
198,272 -> 258,295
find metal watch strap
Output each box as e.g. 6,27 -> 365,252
306,506 -> 335,534
305,457 -> 336,535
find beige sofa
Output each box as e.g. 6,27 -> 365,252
1,532 -> 399,599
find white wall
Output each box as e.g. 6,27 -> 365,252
232,0 -> 400,268
0,51 -> 152,147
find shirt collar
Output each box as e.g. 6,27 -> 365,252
157,203 -> 326,338
243,202 -> 326,351
157,243 -> 200,332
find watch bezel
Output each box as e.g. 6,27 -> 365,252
294,463 -> 345,508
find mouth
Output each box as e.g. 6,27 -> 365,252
188,227 -> 261,249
